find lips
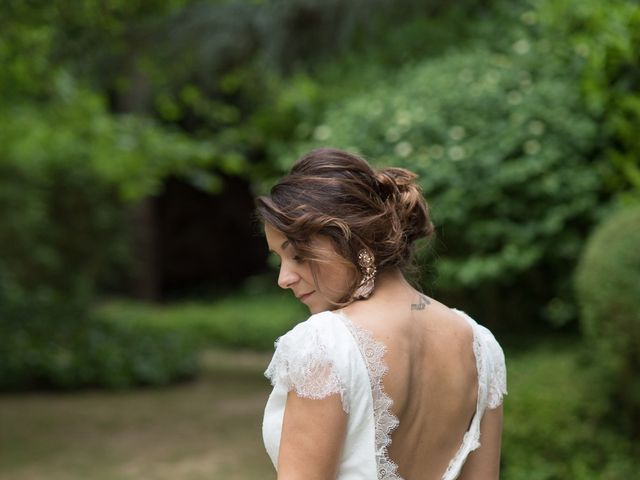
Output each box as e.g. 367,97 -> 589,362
297,291 -> 314,301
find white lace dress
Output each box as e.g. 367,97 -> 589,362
262,309 -> 507,480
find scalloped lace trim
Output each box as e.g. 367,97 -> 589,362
340,316 -> 401,480
487,339 -> 507,409
441,321 -> 484,480
265,325 -> 349,413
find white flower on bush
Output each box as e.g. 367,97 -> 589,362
512,39 -> 530,55
313,125 -> 332,141
396,110 -> 412,127
448,145 -> 466,161
524,139 -> 541,155
449,125 -> 466,141
395,141 -> 413,158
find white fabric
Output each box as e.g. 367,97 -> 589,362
262,308 -> 507,480
442,309 -> 508,479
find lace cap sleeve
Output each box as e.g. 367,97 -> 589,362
479,326 -> 508,409
264,314 -> 350,412
452,308 -> 508,410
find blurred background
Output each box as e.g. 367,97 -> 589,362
1,0 -> 639,478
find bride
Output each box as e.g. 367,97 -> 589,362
257,148 -> 507,480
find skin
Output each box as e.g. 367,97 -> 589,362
265,222 -> 504,480
265,223 -> 351,314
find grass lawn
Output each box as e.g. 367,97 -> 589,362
0,349 -> 276,480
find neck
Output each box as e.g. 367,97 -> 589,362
370,267 -> 416,300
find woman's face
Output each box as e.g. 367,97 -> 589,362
264,223 -> 353,314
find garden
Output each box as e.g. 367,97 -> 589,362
1,0 -> 639,478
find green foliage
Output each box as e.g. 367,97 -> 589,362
575,205 -> 640,438
0,1 -> 59,101
0,65 -> 217,390
294,46 -> 603,326
0,75 -> 221,301
534,0 -> 640,200
97,290 -> 307,351
1,81 -> 219,200
259,6 -> 498,187
502,338 -> 639,479
0,282 -> 198,390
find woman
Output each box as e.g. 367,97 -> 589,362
257,148 -> 507,480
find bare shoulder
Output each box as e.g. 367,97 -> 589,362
340,292 -> 472,345
340,292 -> 476,394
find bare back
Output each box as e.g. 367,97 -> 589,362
342,289 -> 504,479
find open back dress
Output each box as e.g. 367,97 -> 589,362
262,308 -> 507,480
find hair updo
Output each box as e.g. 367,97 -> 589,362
256,148 -> 434,297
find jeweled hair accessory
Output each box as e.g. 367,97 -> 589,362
352,249 -> 377,300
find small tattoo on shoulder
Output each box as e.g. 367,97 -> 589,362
411,294 -> 431,311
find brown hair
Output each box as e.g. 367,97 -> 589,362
256,147 -> 434,301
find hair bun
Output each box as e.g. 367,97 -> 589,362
376,167 -> 434,244
376,168 -> 417,195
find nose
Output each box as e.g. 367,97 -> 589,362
277,262 -> 299,289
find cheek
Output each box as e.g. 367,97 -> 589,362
299,264 -> 314,283
318,264 -> 353,295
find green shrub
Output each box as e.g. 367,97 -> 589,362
97,289 -> 307,351
574,205 -> 640,438
0,279 -> 198,390
535,0 -> 640,200
502,338 -> 639,479
294,46 -> 603,328
0,79 -> 217,390
0,77 -> 223,292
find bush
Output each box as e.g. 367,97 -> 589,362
574,205 -> 640,438
96,289 -> 307,351
0,280 -> 198,390
0,80 -> 216,390
294,46 -> 603,328
535,0 -> 640,200
502,337 -> 639,479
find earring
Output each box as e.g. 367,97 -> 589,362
352,249 -> 377,300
